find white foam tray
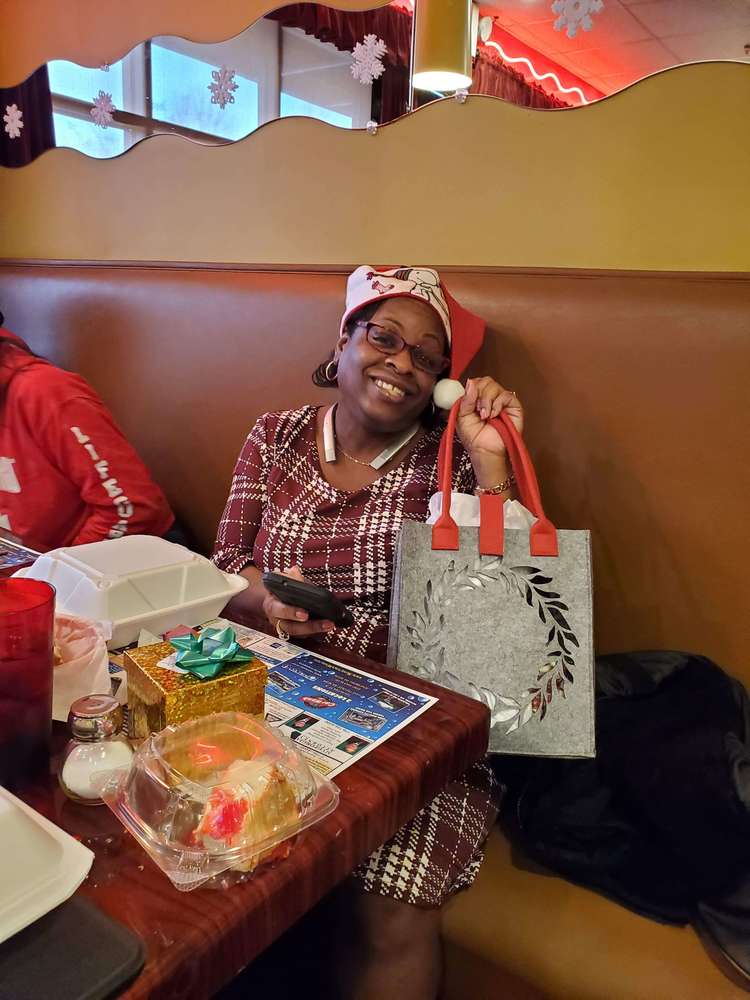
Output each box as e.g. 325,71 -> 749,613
0,786 -> 94,945
15,536 -> 248,649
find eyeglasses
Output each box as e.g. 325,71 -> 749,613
355,321 -> 450,377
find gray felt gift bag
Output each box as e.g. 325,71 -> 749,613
389,404 -> 594,758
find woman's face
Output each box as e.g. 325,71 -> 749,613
335,297 -> 447,433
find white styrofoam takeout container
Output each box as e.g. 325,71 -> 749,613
14,535 -> 248,649
0,786 -> 94,944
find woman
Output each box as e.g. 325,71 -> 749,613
214,266 -> 523,999
0,321 -> 174,550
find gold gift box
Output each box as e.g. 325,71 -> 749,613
124,641 -> 267,739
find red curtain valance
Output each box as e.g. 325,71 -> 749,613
268,3 -> 412,68
473,49 -> 570,109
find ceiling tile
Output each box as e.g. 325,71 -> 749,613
490,8 -> 519,28
662,27 -> 750,61
561,37 -> 678,76
624,0 -> 750,37
497,21 -> 558,48
486,0 -> 750,93
518,3 -> 653,55
546,50 -> 601,74
486,0 -> 563,28
594,72 -> 638,93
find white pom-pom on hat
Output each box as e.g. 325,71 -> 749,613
433,379 -> 465,410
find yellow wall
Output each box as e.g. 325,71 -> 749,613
1,62 -> 749,271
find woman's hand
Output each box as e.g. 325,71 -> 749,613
456,377 -> 524,489
261,566 -> 336,638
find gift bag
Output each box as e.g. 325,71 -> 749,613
389,402 -> 595,757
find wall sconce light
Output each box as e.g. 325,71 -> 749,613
412,0 -> 473,93
471,6 -> 495,58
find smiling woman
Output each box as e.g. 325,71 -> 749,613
211,264 -> 522,998
333,296 -> 449,435
212,263 -> 521,656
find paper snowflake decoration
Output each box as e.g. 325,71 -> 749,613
3,104 -> 23,140
90,90 -> 115,128
351,34 -> 387,86
552,0 -> 604,39
208,66 -> 238,110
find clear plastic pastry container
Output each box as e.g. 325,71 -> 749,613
99,712 -> 340,891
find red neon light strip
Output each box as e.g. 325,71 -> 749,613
482,26 -> 603,106
485,39 -> 588,104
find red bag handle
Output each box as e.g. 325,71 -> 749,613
432,399 -> 559,557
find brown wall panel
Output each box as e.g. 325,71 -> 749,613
1,262 -> 747,679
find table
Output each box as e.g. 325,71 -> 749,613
17,646 -> 490,1000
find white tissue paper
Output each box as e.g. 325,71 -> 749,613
52,614 -> 112,721
427,493 -> 537,529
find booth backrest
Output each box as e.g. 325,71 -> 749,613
1,263 -> 747,680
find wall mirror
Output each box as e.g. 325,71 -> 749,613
44,7 -> 412,159
2,1 -> 749,165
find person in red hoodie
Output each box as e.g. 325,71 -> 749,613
0,322 -> 174,550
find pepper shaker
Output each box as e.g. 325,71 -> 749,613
59,695 -> 133,805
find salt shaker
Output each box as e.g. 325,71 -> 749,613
59,694 -> 133,805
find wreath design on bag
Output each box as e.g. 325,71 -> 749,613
405,555 -> 579,733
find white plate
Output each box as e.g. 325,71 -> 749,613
0,786 -> 94,944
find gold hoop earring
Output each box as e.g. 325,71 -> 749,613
325,360 -> 338,383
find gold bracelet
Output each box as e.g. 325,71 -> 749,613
474,473 -> 515,496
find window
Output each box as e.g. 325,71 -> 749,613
48,20 -> 373,158
48,57 -> 137,156
150,41 -> 261,140
280,94 -> 352,129
48,62 -> 127,108
280,28 -> 371,129
52,113 -> 127,158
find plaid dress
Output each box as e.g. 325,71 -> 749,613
213,406 -> 501,907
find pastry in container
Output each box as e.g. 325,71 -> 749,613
99,712 -> 340,890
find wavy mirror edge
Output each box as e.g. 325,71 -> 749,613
3,5 -> 415,165
0,0 -> 398,88
3,58 -> 748,174
3,2 -> 750,170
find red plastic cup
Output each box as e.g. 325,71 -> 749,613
0,579 -> 55,789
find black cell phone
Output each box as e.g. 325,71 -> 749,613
0,528 -> 39,571
262,572 -> 355,627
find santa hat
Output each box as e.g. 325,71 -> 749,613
340,266 -> 485,409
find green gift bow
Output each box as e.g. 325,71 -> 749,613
169,626 -> 253,680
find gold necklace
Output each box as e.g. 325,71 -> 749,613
337,442 -> 381,467
325,404 -> 420,471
